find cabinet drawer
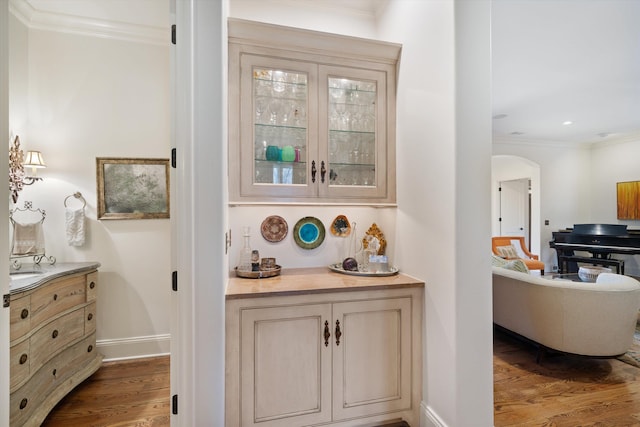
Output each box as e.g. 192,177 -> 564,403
85,302 -> 97,334
30,275 -> 86,329
10,340 -> 30,392
86,271 -> 98,302
10,333 -> 98,426
30,309 -> 85,372
10,295 -> 31,341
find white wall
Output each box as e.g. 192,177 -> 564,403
9,4 -> 171,360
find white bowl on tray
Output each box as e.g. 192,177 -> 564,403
578,266 -> 612,282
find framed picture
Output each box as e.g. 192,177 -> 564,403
617,181 -> 640,220
97,157 -> 170,220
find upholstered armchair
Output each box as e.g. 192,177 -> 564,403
492,236 -> 545,275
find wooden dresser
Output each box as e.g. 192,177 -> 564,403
9,262 -> 102,426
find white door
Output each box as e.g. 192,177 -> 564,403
332,297 -> 412,421
499,178 -> 529,242
1,1 -> 11,424
240,304 -> 333,427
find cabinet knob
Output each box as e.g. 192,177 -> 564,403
335,320 -> 342,346
321,161 -> 326,183
52,368 -> 57,377
88,313 -> 94,321
323,320 -> 330,347
21,308 -> 29,319
52,329 -> 59,339
90,281 -> 96,289
53,294 -> 58,301
19,354 -> 28,365
20,398 -> 28,410
87,345 -> 94,353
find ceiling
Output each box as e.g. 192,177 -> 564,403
17,0 -> 640,145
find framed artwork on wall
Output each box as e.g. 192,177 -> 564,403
97,157 -> 170,220
617,181 -> 640,220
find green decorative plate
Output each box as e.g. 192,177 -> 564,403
293,216 -> 325,250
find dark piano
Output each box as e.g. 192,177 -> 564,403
549,224 -> 640,274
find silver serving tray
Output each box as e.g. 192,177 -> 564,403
328,263 -> 399,277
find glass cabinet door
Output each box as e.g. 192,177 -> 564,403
319,66 -> 388,200
239,55 -> 318,199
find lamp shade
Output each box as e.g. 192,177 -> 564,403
23,150 -> 46,168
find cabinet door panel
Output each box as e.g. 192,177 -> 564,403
333,297 -> 412,420
241,304 -> 332,427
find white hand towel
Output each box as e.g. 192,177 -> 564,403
65,207 -> 85,246
12,221 -> 45,255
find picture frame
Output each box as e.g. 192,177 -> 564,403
96,157 -> 170,220
617,180 -> 640,220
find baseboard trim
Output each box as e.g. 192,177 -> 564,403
421,401 -> 448,427
97,333 -> 170,361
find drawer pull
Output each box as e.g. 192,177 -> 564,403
335,320 -> 342,346
53,293 -> 58,301
20,398 -> 28,410
89,281 -> 96,289
88,313 -> 94,321
21,308 -> 29,319
52,368 -> 57,377
88,345 -> 94,353
19,354 -> 28,365
52,329 -> 59,339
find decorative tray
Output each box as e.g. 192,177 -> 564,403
328,263 -> 399,277
235,265 -> 281,279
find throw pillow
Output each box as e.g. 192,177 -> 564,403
502,259 -> 530,274
492,254 -> 508,267
496,245 -> 519,259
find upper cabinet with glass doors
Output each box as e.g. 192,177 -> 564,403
228,19 -> 401,204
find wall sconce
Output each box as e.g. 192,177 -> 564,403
9,135 -> 46,203
23,150 -> 46,185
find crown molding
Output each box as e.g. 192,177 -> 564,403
9,0 -> 167,46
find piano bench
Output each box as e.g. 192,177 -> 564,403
558,256 -> 625,275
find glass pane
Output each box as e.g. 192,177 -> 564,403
253,68 -> 307,185
328,77 -> 376,187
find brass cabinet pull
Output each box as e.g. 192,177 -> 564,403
335,320 -> 342,346
19,354 -> 28,365
52,329 -> 59,339
20,398 -> 28,410
21,308 -> 29,319
311,160 -> 317,183
323,320 -> 330,347
321,161 -> 326,183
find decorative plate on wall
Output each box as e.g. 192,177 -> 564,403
330,214 -> 351,237
293,216 -> 325,250
260,215 -> 288,243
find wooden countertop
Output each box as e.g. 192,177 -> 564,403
9,262 -> 100,294
226,267 -> 424,299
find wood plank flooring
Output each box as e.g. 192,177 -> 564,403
494,326 -> 640,426
37,332 -> 640,426
41,356 -> 170,427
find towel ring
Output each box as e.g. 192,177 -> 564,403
64,192 -> 87,209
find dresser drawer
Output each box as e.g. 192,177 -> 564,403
30,275 -> 86,329
10,295 -> 31,341
85,302 -> 97,334
10,333 -> 98,426
10,340 -> 30,392
30,309 -> 85,372
86,271 -> 98,302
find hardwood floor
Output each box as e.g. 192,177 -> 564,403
37,333 -> 640,427
494,326 -> 640,426
41,356 -> 170,427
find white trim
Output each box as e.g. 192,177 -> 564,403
8,0 -> 167,46
421,401 -> 448,427
97,334 -> 171,361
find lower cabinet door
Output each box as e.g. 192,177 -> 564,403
332,297 -> 412,421
240,303 -> 332,427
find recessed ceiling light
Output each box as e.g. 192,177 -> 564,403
493,114 -> 508,120
562,121 -> 573,126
